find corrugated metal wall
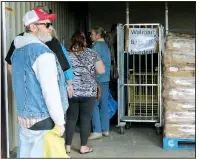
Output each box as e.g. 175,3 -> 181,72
4,1 -> 74,49
3,1 -> 75,151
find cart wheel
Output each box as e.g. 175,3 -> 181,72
125,123 -> 131,129
119,127 -> 125,134
156,127 -> 161,135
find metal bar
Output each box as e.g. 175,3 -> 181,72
127,42 -> 129,85
122,120 -> 157,122
124,73 -> 158,75
117,24 -> 121,125
121,116 -> 158,122
123,84 -> 159,86
151,25 -> 154,117
124,23 -> 160,27
133,48 -> 135,116
145,25 -> 148,117
145,51 -> 148,117
127,34 -> 129,116
157,26 -> 160,119
121,27 -> 125,121
126,2 -> 129,28
2,2 -> 10,158
159,25 -> 162,126
165,2 -> 169,36
139,24 -> 141,116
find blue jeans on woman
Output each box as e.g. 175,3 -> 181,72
92,82 -> 109,133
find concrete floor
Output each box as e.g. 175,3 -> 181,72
10,123 -> 195,158
69,123 -> 195,158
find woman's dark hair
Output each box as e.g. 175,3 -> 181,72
69,31 -> 87,52
92,27 -> 115,60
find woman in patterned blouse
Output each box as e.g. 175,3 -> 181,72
65,31 -> 105,154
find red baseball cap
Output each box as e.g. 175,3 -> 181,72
23,8 -> 56,26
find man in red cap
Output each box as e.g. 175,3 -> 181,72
11,8 -> 69,157
5,6 -> 71,75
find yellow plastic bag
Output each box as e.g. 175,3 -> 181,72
43,126 -> 70,158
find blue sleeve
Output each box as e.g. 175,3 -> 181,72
60,44 -> 73,81
92,43 -> 102,57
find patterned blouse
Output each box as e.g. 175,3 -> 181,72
69,48 -> 101,97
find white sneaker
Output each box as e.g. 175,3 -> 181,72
88,133 -> 102,140
102,132 -> 109,137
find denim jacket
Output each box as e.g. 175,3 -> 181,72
11,33 -> 68,119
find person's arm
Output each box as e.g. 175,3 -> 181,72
60,44 -> 73,81
32,53 -> 65,134
92,49 -> 105,75
6,33 -> 24,74
61,44 -> 74,98
96,60 -> 105,74
45,37 -> 70,72
7,64 -> 12,74
5,40 -> 15,74
92,43 -> 103,57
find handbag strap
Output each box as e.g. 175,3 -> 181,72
74,53 -> 98,84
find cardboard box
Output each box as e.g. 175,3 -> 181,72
163,77 -> 195,89
164,50 -> 195,65
164,124 -> 195,138
164,64 -> 195,77
164,100 -> 195,112
163,87 -> 195,102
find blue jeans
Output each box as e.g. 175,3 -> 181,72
17,124 -> 20,158
92,82 -> 109,133
17,123 -> 47,158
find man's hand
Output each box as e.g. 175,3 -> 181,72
67,84 -> 74,98
8,64 -> 12,74
57,125 -> 65,137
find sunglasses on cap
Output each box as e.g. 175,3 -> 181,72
34,22 -> 52,29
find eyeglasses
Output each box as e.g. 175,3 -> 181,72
34,22 -> 52,29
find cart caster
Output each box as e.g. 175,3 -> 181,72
156,127 -> 161,135
125,123 -> 131,129
119,126 -> 125,134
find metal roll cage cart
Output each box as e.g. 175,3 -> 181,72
117,23 -> 164,135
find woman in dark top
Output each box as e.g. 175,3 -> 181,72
5,32 -> 70,72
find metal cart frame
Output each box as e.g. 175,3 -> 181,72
117,23 -> 164,134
